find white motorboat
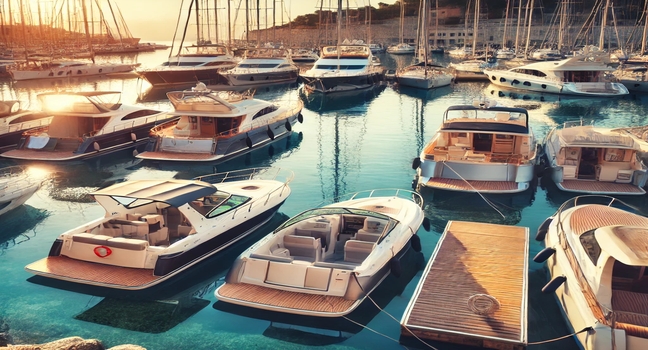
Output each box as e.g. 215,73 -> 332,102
542,122 -> 648,195
1,91 -> 173,161
215,189 -> 426,317
483,57 -> 629,97
220,48 -> 299,87
446,46 -> 473,59
449,59 -> 491,74
0,100 -> 52,152
137,44 -> 238,86
290,48 -> 319,63
413,101 -> 537,193
8,60 -> 139,81
614,66 -> 648,92
529,48 -> 563,61
386,43 -> 415,55
0,166 -> 41,217
535,195 -> 648,350
25,167 -> 293,290
495,48 -> 516,60
396,63 -> 453,89
299,40 -> 383,94
135,83 -> 303,162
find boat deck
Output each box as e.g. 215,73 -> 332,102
136,151 -> 216,161
216,283 -> 358,316
424,178 -> 519,193
1,149 -> 81,161
25,256 -> 162,289
558,180 -> 645,195
400,221 -> 528,350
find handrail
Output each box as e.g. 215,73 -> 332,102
326,188 -> 424,209
6,117 -> 52,133
87,112 -> 171,138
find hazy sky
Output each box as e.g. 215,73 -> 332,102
110,0 -> 398,41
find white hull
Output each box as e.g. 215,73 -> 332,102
10,63 -> 138,81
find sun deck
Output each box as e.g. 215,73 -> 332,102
1,149 -> 82,161
25,255 -> 162,289
400,221 -> 528,350
424,178 -> 519,192
557,180 -> 645,195
216,282 -> 358,316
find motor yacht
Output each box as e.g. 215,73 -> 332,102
135,83 -> 303,162
0,100 -> 52,152
483,57 -> 628,97
1,92 -> 173,161
8,60 -> 139,81
413,101 -> 537,193
535,195 -> 648,350
220,48 -> 299,87
0,166 -> 41,217
25,168 -> 293,290
386,43 -> 415,55
542,122 -> 648,195
215,189 -> 425,317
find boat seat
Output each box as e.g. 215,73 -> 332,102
355,231 -> 381,242
596,165 -> 620,182
72,233 -> 112,245
294,228 -> 328,250
283,235 -> 321,262
148,227 -> 169,246
344,240 -> 374,263
562,165 -> 577,179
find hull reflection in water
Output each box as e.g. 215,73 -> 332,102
0,205 -> 49,253
395,84 -> 453,101
300,84 -> 386,112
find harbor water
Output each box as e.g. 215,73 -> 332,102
3,48 -> 648,349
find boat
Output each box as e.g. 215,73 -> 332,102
483,57 -> 629,97
542,122 -> 648,195
413,101 -> 537,193
368,43 -> 385,54
0,100 -> 52,153
495,48 -> 516,60
24,167 -> 293,290
299,40 -> 384,94
135,83 -> 303,162
215,188 -> 426,317
613,65 -> 648,92
386,43 -> 415,55
220,48 -> 299,87
290,48 -> 319,63
8,60 -> 139,81
0,166 -> 41,217
1,91 -> 173,162
535,195 -> 648,350
137,44 -> 238,86
529,48 -> 563,61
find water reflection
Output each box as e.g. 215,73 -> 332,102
300,84 -> 386,112
394,84 -> 453,101
0,205 -> 49,255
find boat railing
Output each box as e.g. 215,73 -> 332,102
211,100 -> 303,139
194,168 -> 294,220
86,113 -> 171,138
554,195 -> 640,230
333,188 -> 424,209
7,116 -> 52,133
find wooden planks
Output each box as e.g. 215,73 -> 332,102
400,221 -> 528,350
217,283 -> 357,316
559,180 -> 645,194
426,178 -> 519,192
137,151 -> 215,160
26,255 -> 161,289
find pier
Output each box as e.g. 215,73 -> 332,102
400,221 -> 529,350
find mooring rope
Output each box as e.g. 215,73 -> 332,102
441,161 -> 506,218
526,327 -> 593,345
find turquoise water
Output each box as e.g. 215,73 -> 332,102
3,50 -> 648,349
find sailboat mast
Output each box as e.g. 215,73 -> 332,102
256,0 -> 260,47
367,1 -> 372,45
81,0 -> 95,63
599,0 -> 610,50
18,0 -> 28,62
227,0 -> 232,45
337,0 -> 341,70
642,0 -> 648,54
423,0 -> 429,69
502,0 -> 510,49
524,0 -> 534,59
434,0 -> 439,49
472,0 -> 479,56
514,0 -> 523,54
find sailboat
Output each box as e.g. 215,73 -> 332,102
386,0 -> 415,55
395,0 -> 453,89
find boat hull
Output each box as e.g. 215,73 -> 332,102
223,69 -> 299,87
300,73 -> 384,94
397,74 -> 453,89
138,65 -> 232,86
0,181 -> 40,216
9,63 -> 138,81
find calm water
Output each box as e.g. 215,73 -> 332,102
3,49 -> 648,350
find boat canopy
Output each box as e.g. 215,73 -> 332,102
91,179 -> 216,208
595,225 -> 648,266
442,105 -> 529,133
274,207 -> 394,233
167,87 -> 252,114
320,45 -> 370,59
38,92 -> 122,114
557,125 -> 639,149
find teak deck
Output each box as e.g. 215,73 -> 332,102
425,178 -> 519,192
217,283 -> 358,316
400,221 -> 529,350
25,256 -> 162,289
558,180 -> 645,195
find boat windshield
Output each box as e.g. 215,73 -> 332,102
274,207 -> 393,232
39,92 -> 121,114
189,191 -> 251,218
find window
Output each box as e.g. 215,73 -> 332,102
579,230 -> 602,264
252,106 -> 278,119
121,109 -> 162,121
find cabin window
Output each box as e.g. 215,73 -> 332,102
121,109 -> 162,121
238,63 -> 280,69
252,106 -> 278,120
604,148 -> 625,162
189,193 -> 251,218
579,230 -> 602,265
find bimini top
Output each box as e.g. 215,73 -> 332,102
91,179 -> 216,208
557,125 -> 639,149
511,57 -> 614,72
595,225 -> 648,266
166,84 -> 254,114
442,104 -> 530,134
38,91 -> 122,114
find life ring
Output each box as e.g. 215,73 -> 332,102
94,245 -> 112,258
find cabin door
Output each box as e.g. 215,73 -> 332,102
578,147 -> 598,179
200,117 -> 215,136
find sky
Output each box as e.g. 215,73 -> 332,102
109,0 -> 399,42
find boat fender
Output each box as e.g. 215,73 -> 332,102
499,77 -> 506,83
533,247 -> 556,263
542,276 -> 567,294
93,142 -> 101,151
285,120 -> 292,132
512,79 -> 520,85
297,112 -> 304,123
541,84 -> 547,89
523,81 -> 531,86
411,157 -> 421,169
535,217 -> 553,241
94,245 -> 112,258
411,179 -> 417,190
411,234 -> 422,252
422,217 -> 431,232
245,135 -> 253,149
390,257 -> 402,278
498,91 -> 505,97
131,132 -> 137,142
267,127 -> 275,140
491,75 -> 496,81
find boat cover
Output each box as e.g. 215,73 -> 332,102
91,179 -> 216,207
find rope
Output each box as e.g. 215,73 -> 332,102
527,327 -> 592,345
467,294 -> 500,316
440,162 -> 506,219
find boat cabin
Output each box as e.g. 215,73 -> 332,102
422,105 -> 534,164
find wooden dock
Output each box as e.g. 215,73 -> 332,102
400,221 -> 529,350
